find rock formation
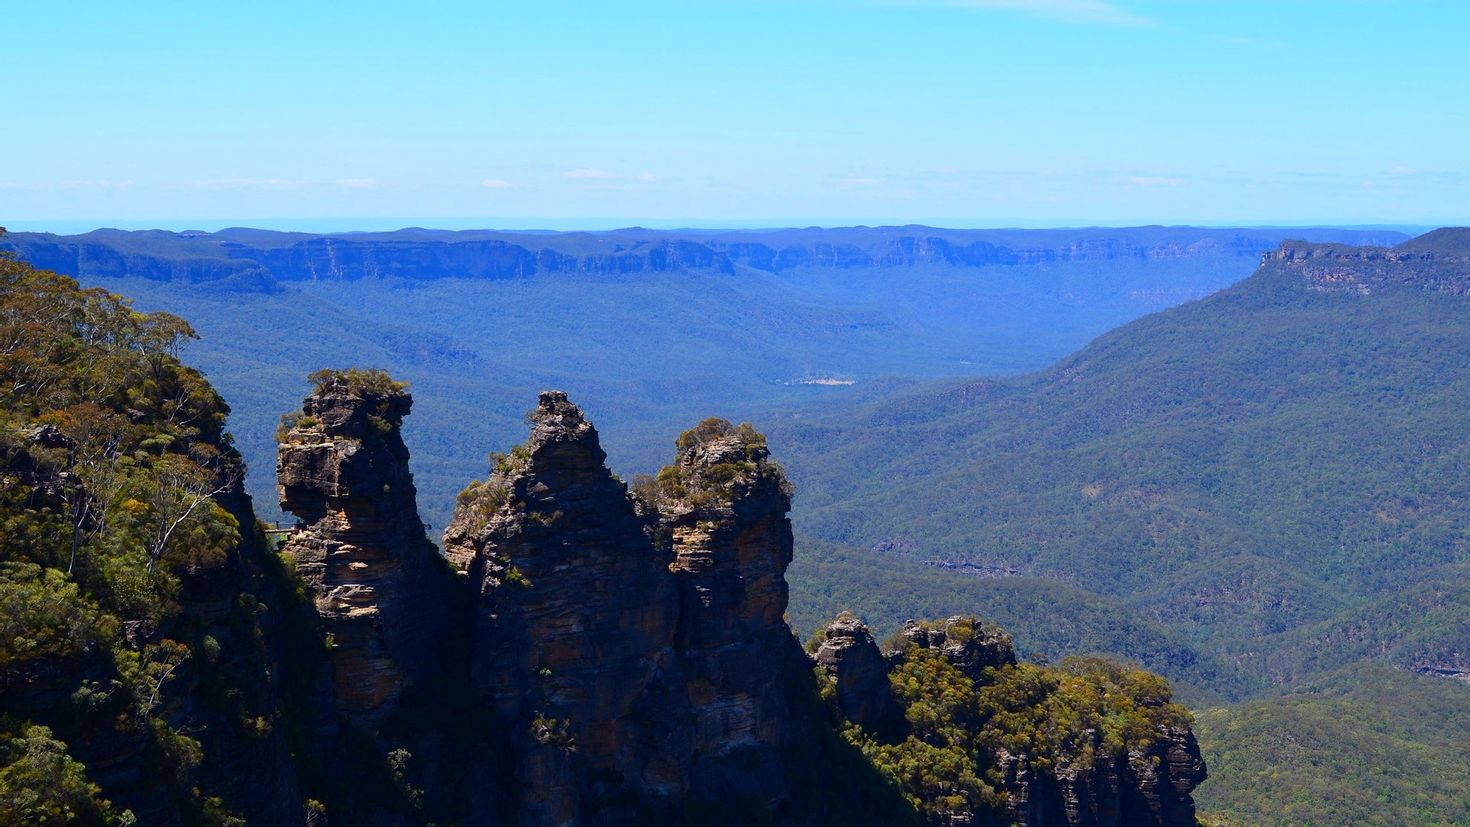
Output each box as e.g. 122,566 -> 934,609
811,612 -> 901,737
443,391 -> 686,824
439,398 -> 822,823
270,383 -> 1214,825
276,371 -> 451,720
650,417 -> 813,802
816,612 -> 1206,827
898,615 -> 1018,679
1265,229 -> 1470,296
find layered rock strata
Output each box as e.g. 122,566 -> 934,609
441,398 -> 814,823
277,374 -> 451,719
443,391 -> 686,824
996,725 -> 1206,827
652,418 -> 812,801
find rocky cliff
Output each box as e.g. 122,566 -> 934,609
817,614 -> 1206,827
439,396 -> 827,823
277,371 -> 454,721
1265,229 -> 1470,296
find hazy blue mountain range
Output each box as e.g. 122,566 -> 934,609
1,224 -> 1405,531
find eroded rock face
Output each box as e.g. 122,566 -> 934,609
652,419 -> 809,791
441,402 -> 815,822
813,613 -> 901,737
277,376 -> 450,719
1265,236 -> 1470,296
443,391 -> 687,824
997,728 -> 1206,827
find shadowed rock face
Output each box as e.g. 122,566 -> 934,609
277,377 -> 450,719
996,727 -> 1206,827
443,391 -> 686,825
813,614 -> 901,737
441,400 -> 816,823
654,419 -> 807,781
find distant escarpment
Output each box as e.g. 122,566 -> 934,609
1266,226 -> 1470,295
1,225 -> 1409,289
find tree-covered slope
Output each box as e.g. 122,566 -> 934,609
0,247 -> 301,823
773,232 -> 1470,688
773,231 -> 1470,825
1194,665 -> 1470,826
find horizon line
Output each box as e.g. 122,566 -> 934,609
2,217 -> 1453,236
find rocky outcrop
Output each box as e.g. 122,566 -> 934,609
277,373 -> 451,720
899,615 -> 1018,680
812,613 -> 901,736
651,417 -> 813,804
996,728 -> 1206,827
1265,232 -> 1470,296
817,614 -> 1205,827
443,390 -> 685,824
439,400 -> 824,823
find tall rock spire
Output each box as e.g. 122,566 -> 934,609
641,417 -> 813,801
277,369 -> 450,719
443,391 -> 686,824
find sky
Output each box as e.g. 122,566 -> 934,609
3,0 -> 1468,231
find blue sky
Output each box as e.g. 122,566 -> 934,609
3,0 -> 1467,230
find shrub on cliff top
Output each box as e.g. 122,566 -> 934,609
306,368 -> 408,398
674,417 -> 768,458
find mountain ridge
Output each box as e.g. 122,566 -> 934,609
2,225 -> 1409,290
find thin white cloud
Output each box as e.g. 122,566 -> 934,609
61,179 -> 133,191
1127,175 -> 1186,187
481,178 -> 512,189
336,177 -> 380,189
190,178 -> 304,191
562,169 -> 662,188
948,0 -> 1154,27
564,169 -> 614,180
842,175 -> 883,186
